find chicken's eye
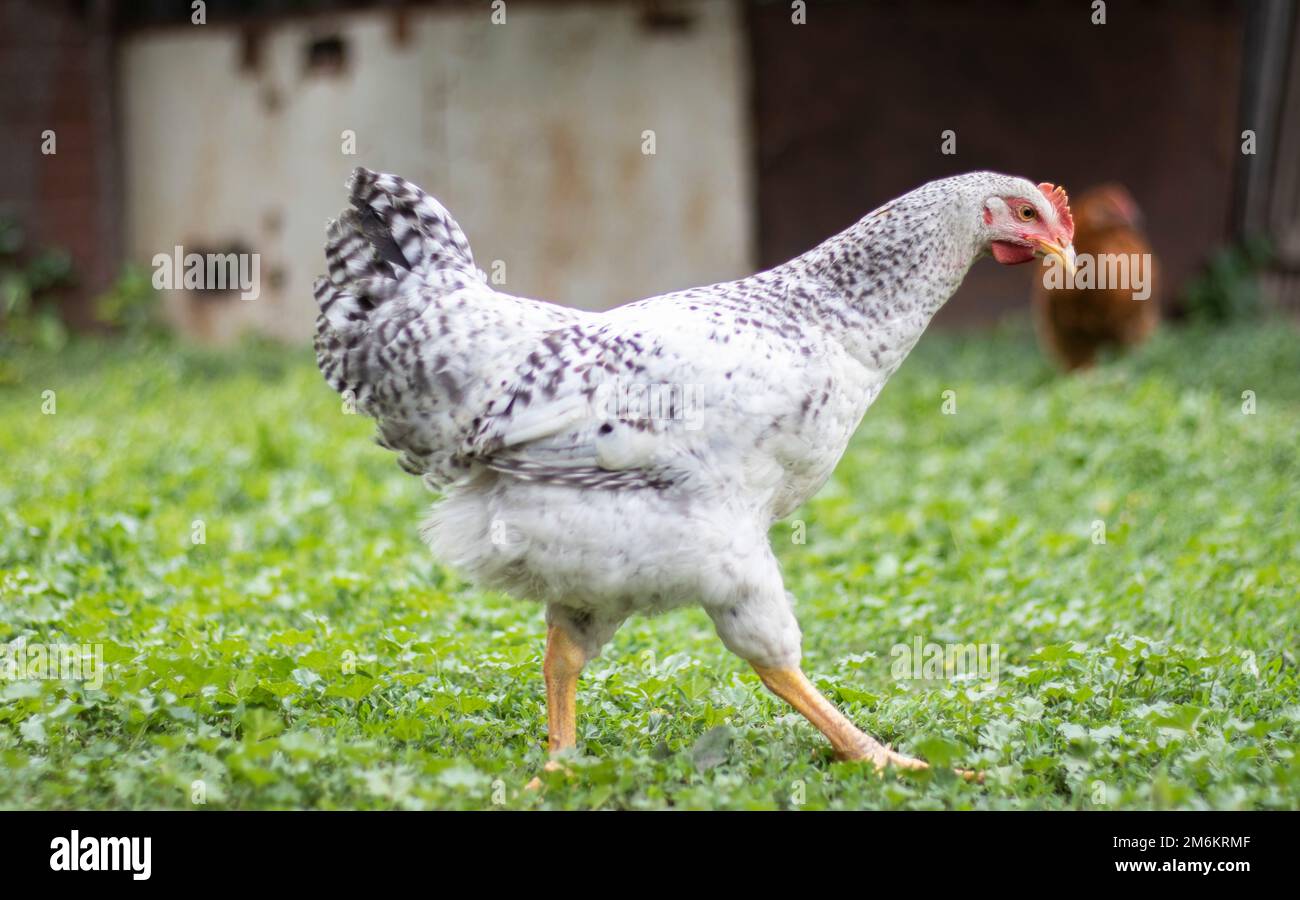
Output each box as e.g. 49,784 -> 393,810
1017,205 -> 1037,221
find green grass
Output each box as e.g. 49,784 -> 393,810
1,319 -> 1298,810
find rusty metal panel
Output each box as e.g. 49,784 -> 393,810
118,0 -> 754,341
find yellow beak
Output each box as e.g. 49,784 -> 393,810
1037,240 -> 1077,276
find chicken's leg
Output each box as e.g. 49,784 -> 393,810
543,622 -> 587,753
752,664 -> 924,769
526,622 -> 588,790
753,664 -> 979,779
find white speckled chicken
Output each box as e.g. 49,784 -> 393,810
314,168 -> 1074,777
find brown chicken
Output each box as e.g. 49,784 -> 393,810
1032,183 -> 1159,370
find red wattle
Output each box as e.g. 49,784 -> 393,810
991,241 -> 1035,265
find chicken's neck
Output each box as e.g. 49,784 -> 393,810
782,177 -> 988,374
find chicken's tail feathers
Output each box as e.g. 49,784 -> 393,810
346,167 -> 477,276
315,167 -> 481,329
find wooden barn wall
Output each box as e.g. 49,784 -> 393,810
747,0 -> 1246,326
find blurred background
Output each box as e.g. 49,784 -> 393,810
4,1 -> 1300,813
1,0 -> 1298,343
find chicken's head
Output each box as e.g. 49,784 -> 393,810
983,181 -> 1076,274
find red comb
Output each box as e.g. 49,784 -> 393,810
1037,182 -> 1074,240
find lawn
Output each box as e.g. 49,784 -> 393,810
1,319 -> 1298,810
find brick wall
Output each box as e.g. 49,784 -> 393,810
0,0 -> 119,328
